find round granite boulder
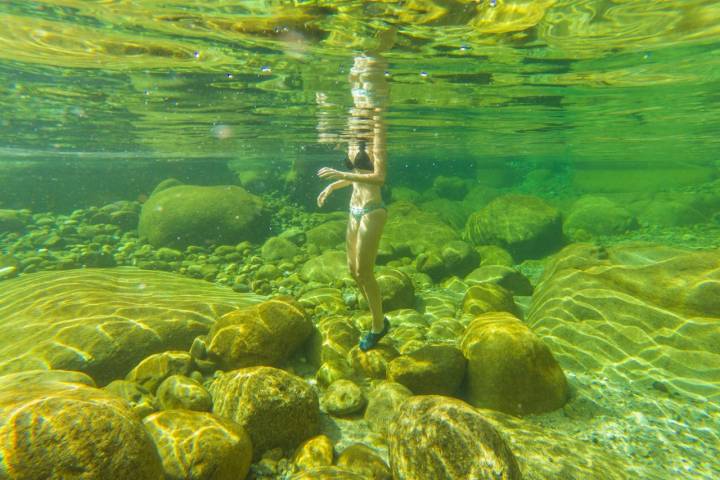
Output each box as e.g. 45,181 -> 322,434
143,409 -> 252,480
337,444 -> 391,480
305,220 -> 347,253
209,367 -> 320,459
387,344 -> 466,396
363,381 -> 413,437
461,283 -> 520,317
375,268 -> 415,311
138,184 -> 267,248
207,297 -> 312,370
0,209 -> 30,233
417,240 -> 479,281
388,395 -> 521,480
262,236 -> 301,261
301,250 -> 351,284
0,372 -> 164,480
464,194 -> 562,261
156,374 -> 212,411
125,351 -> 195,393
320,379 -> 366,416
461,312 -> 569,415
563,195 -> 637,241
104,379 -> 159,418
465,265 -> 533,296
292,434 -> 334,470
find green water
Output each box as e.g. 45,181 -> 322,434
1,1 -> 720,479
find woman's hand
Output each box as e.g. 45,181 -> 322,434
317,185 -> 333,207
317,167 -> 346,181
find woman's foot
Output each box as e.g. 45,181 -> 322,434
359,317 -> 390,351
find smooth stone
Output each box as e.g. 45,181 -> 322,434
321,379 -> 366,416
156,374 -> 212,412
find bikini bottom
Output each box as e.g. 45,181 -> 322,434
350,201 -> 386,222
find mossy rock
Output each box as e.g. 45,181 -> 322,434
292,435 -> 334,470
464,194 -> 562,261
262,236 -> 301,261
125,351 -> 194,393
527,243 -> 720,401
476,245 -> 514,267
0,267 -> 264,385
388,395 -> 521,480
363,381 -> 413,437
139,184 -> 267,248
207,297 -> 312,370
209,366 -> 320,459
298,287 -> 348,316
104,379 -> 158,418
461,283 -> 520,317
306,315 -> 359,368
0,372 -> 164,480
305,220 -> 347,253
156,374 -> 212,411
349,343 -> 399,380
380,202 -> 460,259
387,344 -> 466,396
376,267 -> 415,311
320,379 -> 366,416
432,175 -> 470,200
465,265 -> 533,296
461,312 -> 569,415
563,195 -> 637,240
417,240 -> 479,281
336,444 -> 391,480
143,409 -> 252,480
300,250 -> 350,284
288,466 -> 367,480
0,209 -> 30,233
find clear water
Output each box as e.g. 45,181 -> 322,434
1,1 -> 719,479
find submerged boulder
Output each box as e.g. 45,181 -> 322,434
388,395 -> 521,480
0,267 -> 264,385
0,372 -> 164,480
143,410 -> 252,480
387,344 -> 466,396
139,184 -> 267,248
527,243 -> 720,400
464,194 -> 562,261
563,195 -> 637,241
461,312 -> 569,415
206,296 -> 312,370
209,366 -> 320,459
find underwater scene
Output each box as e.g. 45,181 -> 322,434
1,1 -> 719,479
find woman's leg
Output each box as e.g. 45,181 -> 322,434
356,209 -> 388,332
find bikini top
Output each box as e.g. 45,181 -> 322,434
344,141 -> 374,172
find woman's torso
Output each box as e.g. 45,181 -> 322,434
349,168 -> 383,208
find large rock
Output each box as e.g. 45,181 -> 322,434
305,219 -> 347,253
143,410 -> 252,480
464,194 -> 562,261
563,195 -> 637,241
527,243 -> 720,400
380,202 -> 460,259
139,184 -> 267,248
209,367 -> 320,459
480,407 -> 632,480
416,240 -> 479,281
376,267 -> 415,311
363,381 -> 413,437
301,250 -> 351,284
388,395 -> 521,480
0,209 -> 30,233
0,267 -> 264,385
465,265 -> 533,296
206,297 -> 312,370
0,372 -> 164,479
461,312 -> 569,415
125,351 -> 195,393
387,344 -> 466,396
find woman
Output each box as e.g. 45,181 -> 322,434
316,54 -> 389,351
